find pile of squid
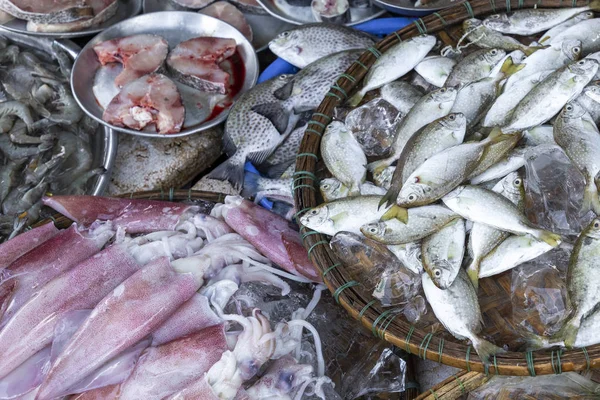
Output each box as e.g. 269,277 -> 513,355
0,194 -> 328,400
0,35 -> 101,242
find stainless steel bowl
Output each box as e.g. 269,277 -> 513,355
255,0 -> 385,26
0,28 -> 117,196
143,0 -> 296,52
0,0 -> 142,39
372,0 -> 465,16
71,11 -> 259,138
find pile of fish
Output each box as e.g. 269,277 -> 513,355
0,35 -> 101,242
294,7 -> 600,363
0,0 -> 119,33
0,194 -> 333,399
93,34 -> 240,134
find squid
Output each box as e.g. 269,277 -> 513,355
0,222 -> 114,324
42,195 -> 199,234
70,384 -> 120,400
212,196 -> 321,283
192,213 -> 234,242
245,355 -> 314,400
0,222 -> 58,270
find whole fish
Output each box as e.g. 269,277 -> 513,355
422,269 -> 504,364
319,178 -> 385,202
268,23 -> 375,68
553,101 -> 600,214
422,218 -> 466,289
479,234 -> 553,278
559,218 -> 600,348
483,5 -> 599,36
252,49 -> 362,133
206,74 -> 296,190
467,131 -> 522,180
387,241 -> 423,275
503,58 -> 598,132
575,81 -> 600,124
467,172 -> 525,287
348,35 -> 436,106
445,48 -> 506,87
462,18 -> 535,54
380,81 -> 423,114
321,120 -> 366,195
483,70 -> 553,127
503,39 -> 582,91
360,205 -> 459,245
549,19 -> 600,56
391,134 -> 511,208
442,185 -> 561,247
299,196 -> 402,236
414,55 -> 456,87
368,87 -> 457,174
242,172 -> 292,201
470,146 -> 528,184
539,11 -> 595,43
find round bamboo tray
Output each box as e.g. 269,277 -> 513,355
415,371 -> 489,400
293,0 -> 600,376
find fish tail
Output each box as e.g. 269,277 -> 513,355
368,158 -> 392,175
242,171 -> 262,199
379,188 -> 398,210
381,204 -> 408,224
347,90 -> 366,108
251,102 -> 291,134
471,335 -> 506,366
466,258 -> 481,291
522,45 -> 543,56
530,229 -> 562,248
582,179 -> 600,215
499,56 -> 525,78
556,317 -> 581,349
348,182 -> 361,197
522,331 -> 563,351
206,153 -> 246,192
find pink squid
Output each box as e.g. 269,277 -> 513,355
0,223 -> 114,324
0,223 -> 58,270
118,324 -> 229,399
212,196 -> 321,283
245,355 -> 314,400
69,384 -> 120,400
42,195 -> 199,234
192,214 -> 234,242
35,256 -> 205,400
0,243 -> 142,380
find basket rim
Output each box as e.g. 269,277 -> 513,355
293,0 -> 600,376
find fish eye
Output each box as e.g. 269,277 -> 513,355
578,60 -> 586,65
322,184 -> 330,190
282,31 -> 290,37
566,104 -> 573,111
434,269 -> 442,277
440,88 -> 447,93
449,114 -> 456,120
408,194 -> 417,201
594,220 -> 600,229
513,178 -> 522,186
310,209 -> 318,215
573,47 -> 581,53
490,49 -> 498,55
369,227 -> 378,233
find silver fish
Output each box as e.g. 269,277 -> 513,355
479,234 -> 553,278
268,23 -> 375,69
483,5 -> 598,36
466,172 -> 525,287
469,147 -> 528,184
553,101 -> 600,214
252,50 -> 362,134
445,48 -> 506,87
321,120 -> 366,195
539,11 -> 595,43
462,18 -> 535,54
523,125 -> 556,146
368,86 -> 457,174
559,218 -> 600,348
242,171 -> 292,201
361,205 -> 459,245
467,131 -> 522,180
443,185 -> 561,247
422,269 -> 504,364
575,80 -> 600,124
422,218 -> 466,289
387,241 -> 423,275
503,58 -> 598,132
414,55 -> 456,87
549,18 -> 600,56
450,76 -> 500,128
488,50 -> 525,77
300,195 -> 401,236
319,178 -> 385,202
372,166 -> 395,190
348,35 -> 436,106
207,74 -> 297,190
380,81 -> 424,115
261,119 -> 308,178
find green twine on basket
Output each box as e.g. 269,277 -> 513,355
493,353 -> 499,375
301,230 -> 319,240
506,0 -> 511,12
308,120 -> 327,129
488,0 -> 497,12
339,73 -> 357,83
307,240 -> 328,258
187,188 -> 193,201
582,347 -> 591,372
526,351 -> 536,377
333,281 -> 359,304
366,47 -> 383,58
430,389 -> 439,400
293,183 -> 316,192
312,112 -> 332,121
419,333 -> 434,359
433,12 -> 447,25
293,171 -> 317,181
322,262 -> 341,277
465,345 -> 472,372
358,300 -> 377,318
463,1 -> 475,17
438,338 -> 444,362
371,309 -> 395,337
551,349 -> 563,375
354,60 -> 369,70
484,361 -> 489,377
380,312 -> 399,338
413,19 -> 426,35
455,376 -> 466,394
517,0 -> 524,8
296,152 -> 318,161
405,325 -> 415,353
325,91 -> 343,101
331,83 -> 348,98
393,31 -> 402,42
168,187 -> 174,201
294,207 -> 312,220
49,215 -> 57,223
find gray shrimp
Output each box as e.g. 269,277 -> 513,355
9,120 -> 43,145
2,179 -> 48,215
0,134 -> 43,160
0,36 -> 7,50
0,101 -> 34,128
0,160 -> 22,205
51,42 -> 72,79
18,52 -> 61,80
65,168 -> 104,195
25,146 -> 67,185
0,115 -> 15,133
0,45 -> 19,64
31,85 -> 82,128
49,132 -> 92,189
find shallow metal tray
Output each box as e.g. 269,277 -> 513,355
372,0 -> 465,17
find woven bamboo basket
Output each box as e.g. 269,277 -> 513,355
415,371 -> 489,400
293,0 -> 600,376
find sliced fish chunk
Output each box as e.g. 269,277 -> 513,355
26,0 -> 118,33
199,2 -> 253,42
103,73 -> 185,134
94,34 -> 169,88
167,37 -> 237,94
0,0 -> 93,23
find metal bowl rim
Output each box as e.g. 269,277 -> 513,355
372,0 -> 466,12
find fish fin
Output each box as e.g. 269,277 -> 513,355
379,186 -> 400,210
368,158 -> 393,175
381,205 -> 408,224
582,180 -> 600,215
466,259 -> 480,291
248,145 -> 280,167
556,317 -> 582,349
242,171 -> 261,199
348,183 -> 361,197
347,90 -> 366,108
222,129 -> 238,157
471,336 -> 506,366
531,229 -> 562,248
206,156 -> 246,192
273,80 -> 295,101
522,45 -> 545,56
251,102 -> 290,134
499,56 -> 525,78
259,160 -> 294,179
330,211 -> 349,229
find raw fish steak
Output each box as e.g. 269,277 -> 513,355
102,74 -> 185,134
169,0 -> 216,9
26,0 -> 118,32
167,37 -> 237,94
94,34 -> 169,87
199,2 -> 253,42
228,0 -> 267,14
0,0 -> 95,23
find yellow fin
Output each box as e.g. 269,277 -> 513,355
381,205 -> 408,223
